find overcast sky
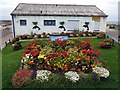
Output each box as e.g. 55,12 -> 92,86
0,0 -> 119,21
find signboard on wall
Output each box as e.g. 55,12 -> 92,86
50,36 -> 68,41
92,17 -> 101,21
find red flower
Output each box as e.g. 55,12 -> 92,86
90,45 -> 94,51
79,41 -> 87,48
77,68 -> 81,72
99,42 -> 106,47
95,50 -> 100,55
55,38 -> 62,43
31,50 -> 35,54
82,49 -> 94,56
86,40 -> 91,44
29,61 -> 34,65
32,53 -> 38,57
62,43 -> 66,47
89,50 -> 94,55
53,52 -> 59,57
60,51 -> 68,57
46,57 -> 49,61
24,50 -> 31,54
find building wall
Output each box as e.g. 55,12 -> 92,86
13,15 -> 107,36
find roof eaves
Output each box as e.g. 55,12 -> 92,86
11,13 -> 108,17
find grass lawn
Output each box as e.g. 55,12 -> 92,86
2,38 -> 119,89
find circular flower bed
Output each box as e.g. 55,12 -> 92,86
12,39 -> 110,88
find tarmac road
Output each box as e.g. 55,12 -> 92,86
106,28 -> 119,43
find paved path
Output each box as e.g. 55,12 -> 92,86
106,28 -> 119,43
0,26 -> 13,50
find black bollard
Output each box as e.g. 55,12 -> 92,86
112,39 -> 115,47
9,39 -> 11,43
107,36 -> 109,38
5,42 -> 7,46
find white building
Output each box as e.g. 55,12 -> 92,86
11,3 -> 108,37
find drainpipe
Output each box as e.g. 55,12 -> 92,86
11,15 -> 15,38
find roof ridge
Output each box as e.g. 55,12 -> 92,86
18,3 -> 96,7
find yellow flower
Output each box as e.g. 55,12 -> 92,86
38,54 -> 46,59
82,66 -> 86,70
44,57 -> 46,60
80,51 -> 83,55
47,61 -> 50,66
91,64 -> 96,68
59,65 -> 61,68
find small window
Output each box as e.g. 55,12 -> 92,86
44,20 -> 56,26
20,20 -> 27,26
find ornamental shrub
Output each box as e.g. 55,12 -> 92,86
12,41 -> 22,51
12,69 -> 32,88
11,36 -> 19,44
97,32 -> 105,38
99,42 -> 106,47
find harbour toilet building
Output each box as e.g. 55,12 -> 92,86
11,3 -> 108,37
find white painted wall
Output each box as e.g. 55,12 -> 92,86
13,15 -> 107,36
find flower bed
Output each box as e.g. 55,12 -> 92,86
99,38 -> 113,49
11,36 -> 22,51
12,39 -> 110,88
16,31 -> 101,40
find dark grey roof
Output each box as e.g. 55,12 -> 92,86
11,3 -> 108,17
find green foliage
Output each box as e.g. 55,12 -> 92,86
96,32 -> 105,38
2,38 -> 119,88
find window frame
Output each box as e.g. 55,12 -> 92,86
44,20 -> 56,26
20,20 -> 27,26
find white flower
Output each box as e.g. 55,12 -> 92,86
83,34 -> 86,37
47,35 -> 50,37
92,67 -> 110,78
25,53 -> 31,59
88,34 -> 91,36
76,34 -> 79,36
36,70 -> 51,82
65,71 -> 79,83
70,34 -> 73,36
75,62 -> 79,65
21,59 -> 27,63
21,59 -> 24,63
